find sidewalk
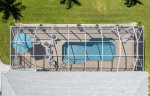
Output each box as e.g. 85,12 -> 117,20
0,60 -> 10,91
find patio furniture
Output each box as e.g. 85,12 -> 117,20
43,42 -> 51,49
49,60 -> 55,66
34,38 -> 41,45
49,50 -> 53,62
51,34 -> 57,42
43,42 -> 55,68
43,42 -> 53,55
49,60 -> 59,70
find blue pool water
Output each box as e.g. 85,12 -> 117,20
62,38 -> 115,64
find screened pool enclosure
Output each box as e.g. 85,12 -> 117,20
10,24 -> 144,71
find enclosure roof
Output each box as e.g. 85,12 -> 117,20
2,70 -> 148,96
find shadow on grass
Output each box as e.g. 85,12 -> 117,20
60,0 -> 81,9
124,0 -> 143,7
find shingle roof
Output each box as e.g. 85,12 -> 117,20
2,70 -> 148,96
0,61 -> 10,91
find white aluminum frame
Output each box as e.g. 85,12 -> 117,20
10,24 -> 144,71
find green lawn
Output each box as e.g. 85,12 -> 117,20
0,0 -> 150,71
0,0 -> 150,94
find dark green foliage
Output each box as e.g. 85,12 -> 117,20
60,0 -> 81,9
60,0 -> 66,4
72,0 -> 81,6
0,0 -> 26,22
137,21 -> 142,26
66,0 -> 71,9
125,0 -> 143,7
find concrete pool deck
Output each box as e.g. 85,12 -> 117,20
10,26 -> 137,71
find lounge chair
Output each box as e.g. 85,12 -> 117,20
51,34 -> 57,42
43,42 -> 54,65
43,42 -> 50,48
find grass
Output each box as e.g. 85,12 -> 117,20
0,1 -> 150,69
0,0 -> 149,94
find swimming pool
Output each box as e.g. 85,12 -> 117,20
62,38 -> 115,64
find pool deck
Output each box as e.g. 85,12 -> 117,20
11,27 -> 137,71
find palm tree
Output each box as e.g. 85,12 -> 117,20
60,0 -> 81,9
0,0 -> 26,22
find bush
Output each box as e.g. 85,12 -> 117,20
66,0 -> 72,9
60,0 -> 66,4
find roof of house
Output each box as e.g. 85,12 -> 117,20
2,70 -> 148,96
0,60 -> 10,91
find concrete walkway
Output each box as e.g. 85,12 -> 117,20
0,60 -> 10,91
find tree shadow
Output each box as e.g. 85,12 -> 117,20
60,0 -> 66,4
125,0 -> 143,7
72,0 -> 81,6
60,0 -> 81,9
